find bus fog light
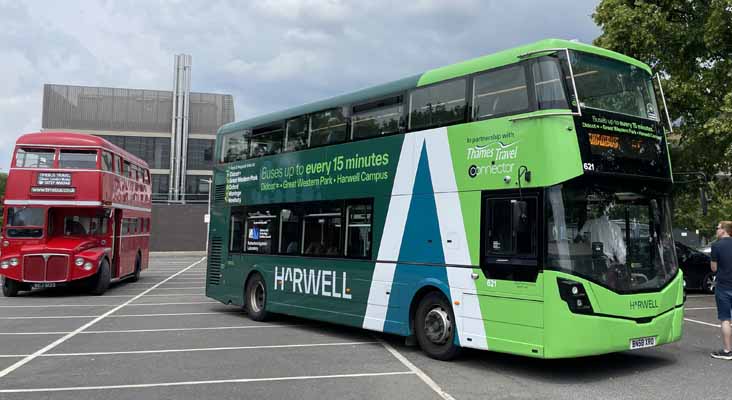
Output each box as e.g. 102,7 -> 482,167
557,278 -> 594,314
75,258 -> 85,267
571,286 -> 579,295
83,262 -> 93,271
9,258 -> 19,267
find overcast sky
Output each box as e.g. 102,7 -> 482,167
0,0 -> 601,170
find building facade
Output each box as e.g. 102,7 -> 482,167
41,82 -> 234,202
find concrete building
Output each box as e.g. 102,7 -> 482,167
40,55 -> 234,250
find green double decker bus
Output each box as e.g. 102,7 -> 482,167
207,39 -> 683,359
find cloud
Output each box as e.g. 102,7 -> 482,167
0,0 -> 601,170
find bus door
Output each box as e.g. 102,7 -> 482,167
473,190 -> 544,352
112,209 -> 122,278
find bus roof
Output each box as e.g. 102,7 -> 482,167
217,38 -> 652,137
16,132 -> 149,168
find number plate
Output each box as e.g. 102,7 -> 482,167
629,336 -> 656,350
32,283 -> 57,289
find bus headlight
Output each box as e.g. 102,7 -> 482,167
0,260 -> 9,269
75,258 -> 85,267
557,278 -> 594,314
83,262 -> 93,271
9,258 -> 19,267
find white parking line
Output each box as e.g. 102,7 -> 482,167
685,307 -> 716,310
0,312 -> 225,320
102,293 -> 207,298
0,324 -> 298,336
0,371 -> 415,393
0,301 -> 218,308
684,317 -> 721,328
0,257 -> 206,379
378,338 -> 456,400
0,341 -> 378,358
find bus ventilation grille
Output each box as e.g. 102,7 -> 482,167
207,237 -> 223,285
214,184 -> 227,205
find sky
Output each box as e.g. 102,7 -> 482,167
0,0 -> 602,170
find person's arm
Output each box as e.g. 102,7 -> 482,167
712,261 -> 718,272
711,245 -> 718,272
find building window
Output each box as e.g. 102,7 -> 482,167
95,135 -> 170,169
186,139 -> 214,169
152,174 -> 169,199
185,175 -> 210,202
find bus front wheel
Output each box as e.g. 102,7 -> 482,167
89,259 -> 111,295
2,277 -> 22,297
414,292 -> 461,361
245,273 -> 269,321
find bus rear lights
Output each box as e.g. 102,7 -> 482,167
83,262 -> 93,271
557,278 -> 594,314
74,258 -> 85,267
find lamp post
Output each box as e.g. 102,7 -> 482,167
202,178 -> 212,253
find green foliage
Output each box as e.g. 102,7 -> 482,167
593,0 -> 732,240
0,172 -> 6,198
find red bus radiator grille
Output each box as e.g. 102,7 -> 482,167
23,256 -> 46,282
46,256 -> 69,281
22,255 -> 69,282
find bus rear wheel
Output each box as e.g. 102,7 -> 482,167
245,273 -> 269,321
2,277 -> 22,297
414,292 -> 461,361
130,253 -> 142,283
89,259 -> 111,295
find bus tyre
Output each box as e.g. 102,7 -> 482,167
89,259 -> 111,295
2,277 -> 21,297
245,274 -> 269,321
414,292 -> 461,361
130,253 -> 142,283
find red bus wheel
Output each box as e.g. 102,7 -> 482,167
2,277 -> 22,297
89,259 -> 111,295
130,253 -> 142,283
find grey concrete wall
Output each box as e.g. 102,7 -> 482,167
151,204 -> 208,251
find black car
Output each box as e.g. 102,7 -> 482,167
676,241 -> 715,293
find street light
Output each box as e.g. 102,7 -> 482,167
202,178 -> 212,253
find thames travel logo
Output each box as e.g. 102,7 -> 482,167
466,136 -> 520,178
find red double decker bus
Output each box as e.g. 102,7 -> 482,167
0,132 -> 152,296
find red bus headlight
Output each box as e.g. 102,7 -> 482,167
75,258 -> 85,267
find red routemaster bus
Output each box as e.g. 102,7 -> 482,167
0,132 -> 152,296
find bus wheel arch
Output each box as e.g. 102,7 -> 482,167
244,270 -> 269,321
410,286 -> 461,361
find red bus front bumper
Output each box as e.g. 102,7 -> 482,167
0,252 -> 98,283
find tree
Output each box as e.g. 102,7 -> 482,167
593,0 -> 732,241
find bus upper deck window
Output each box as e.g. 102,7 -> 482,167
473,66 -> 529,120
59,150 -> 98,169
16,148 -> 54,168
222,131 -> 250,163
409,79 -> 466,130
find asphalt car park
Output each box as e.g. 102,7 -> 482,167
0,255 -> 728,400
